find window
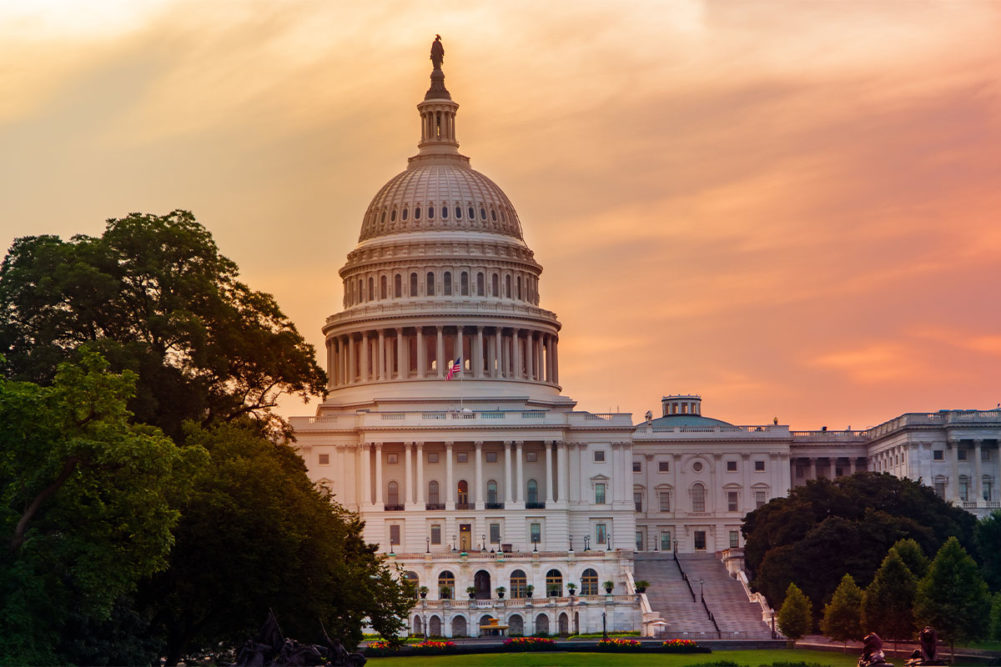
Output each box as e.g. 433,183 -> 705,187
387,481 -> 399,506
933,450 -> 944,461
984,478 -> 994,501
414,205 -> 421,220
426,272 -> 435,296
632,461 -> 641,472
443,272 -> 452,295
527,480 -> 538,503
480,206 -> 487,220
394,274 -> 402,297
380,275 -> 387,299
390,209 -> 396,222
510,570 -> 527,598
594,450 -> 605,462
517,275 -> 522,299
368,277 -> 374,300
595,483 -> 606,504
634,491 -> 643,512
729,531 -> 739,549
389,524 -> 401,545
461,271 -> 469,296
457,452 -> 468,463
659,491 -> 671,512
410,273 -> 418,296
726,460 -> 737,472
658,461 -> 669,472
486,451 -> 498,463
934,480 -> 946,498
489,523 -> 501,544
487,480 -> 498,504
438,571 -> 454,599
428,205 -> 434,219
983,449 -> 993,462
530,522 -> 541,543
581,568 -> 598,595
387,454 -> 399,464
468,206 -> 475,219
505,275 -> 512,298
754,490 -> 767,509
545,569 -> 562,597
526,451 -> 537,462
457,480 -> 469,505
428,481 -> 440,505
595,523 -> 607,545
694,531 -> 706,550
958,448 -> 968,461
431,524 -> 442,545
476,272 -> 484,296
754,460 -> 765,471
455,206 -> 462,219
441,206 -> 448,218
318,454 -> 330,465
727,491 -> 739,512
428,452 -> 439,463
959,477 -> 969,501
692,461 -> 703,472
660,531 -> 672,551
692,483 -> 706,512
491,274 -> 499,296
635,531 -> 644,551
401,207 -> 408,221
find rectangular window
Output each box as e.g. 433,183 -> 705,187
658,461 -> 669,472
634,491 -> 643,512
959,479 -> 969,501
984,480 -> 993,502
489,523 -> 501,544
457,452 -> 468,463
430,524 -> 441,545
660,531 -> 672,551
526,451 -> 538,462
486,451 -> 498,463
428,452 -> 439,463
632,461 -> 641,472
983,449 -> 993,462
933,450 -> 944,461
694,530 -> 706,550
727,491 -> 739,512
530,522 -> 541,543
754,491 -> 767,509
958,449 -> 968,461
594,450 -> 606,462
726,460 -> 737,472
387,454 -> 399,464
729,530 -> 739,549
318,454 -> 330,465
595,523 -> 607,544
389,525 -> 401,546
934,481 -> 946,498
754,460 -> 765,472
659,492 -> 671,512
635,531 -> 644,551
595,483 -> 606,504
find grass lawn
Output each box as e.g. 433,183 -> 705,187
368,648 -> 861,666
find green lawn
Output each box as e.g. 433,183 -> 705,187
368,648 -> 861,667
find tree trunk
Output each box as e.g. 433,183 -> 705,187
11,456 -> 80,550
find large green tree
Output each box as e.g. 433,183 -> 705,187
0,210 -> 326,440
914,537 -> 991,655
861,547 -> 916,643
777,582 -> 812,643
890,537 -> 929,579
821,573 -> 863,649
0,352 -> 194,664
742,473 -> 977,609
975,510 -> 1001,592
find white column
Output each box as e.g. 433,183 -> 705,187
404,441 -> 413,506
809,457 -> 817,480
396,329 -> 404,379
475,327 -> 484,378
557,441 -> 568,503
360,333 -> 369,381
545,441 -> 555,504
456,326 -> 464,367
436,327 -> 445,378
446,442 -> 455,508
416,327 -> 426,378
974,439 -> 984,503
525,331 -> 534,380
347,335 -> 355,384
374,442 -> 384,506
515,441 -> 524,503
475,441 -> 484,509
377,330 -> 385,380
513,330 -> 522,379
569,443 -> 579,503
488,329 -> 497,377
360,442 -> 371,507
950,440 -> 960,502
504,442 -> 513,504
610,442 -> 620,504
496,330 -> 505,378
416,442 -> 425,506
552,337 -> 559,385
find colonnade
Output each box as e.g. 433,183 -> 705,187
326,325 -> 558,388
791,456 -> 865,482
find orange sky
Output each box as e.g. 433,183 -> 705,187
2,1 -> 1000,429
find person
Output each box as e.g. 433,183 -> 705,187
859,632 -> 891,667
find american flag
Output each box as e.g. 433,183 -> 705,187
446,356 -> 462,380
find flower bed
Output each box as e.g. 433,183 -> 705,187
597,638 -> 642,649
412,640 -> 456,654
504,637 -> 556,651
661,638 -> 707,653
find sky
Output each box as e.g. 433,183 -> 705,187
1,0 -> 1000,430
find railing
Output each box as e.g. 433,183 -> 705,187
485,502 -> 505,510
674,551 -> 696,603
384,504 -> 405,511
525,502 -> 546,509
425,503 -> 445,510
298,408 -> 634,427
701,593 -> 722,638
455,502 -> 473,510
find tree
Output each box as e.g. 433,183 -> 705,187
990,592 -> 1001,641
777,583 -> 812,643
914,536 -> 992,657
743,473 -> 977,610
139,424 -> 413,665
861,548 -> 916,644
0,351 -> 194,664
975,510 -> 1001,592
0,210 -> 326,440
821,574 -> 863,650
891,537 -> 929,579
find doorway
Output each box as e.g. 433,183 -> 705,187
694,530 -> 706,551
474,570 -> 491,599
459,523 -> 472,551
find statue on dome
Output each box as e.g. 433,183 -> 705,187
431,35 -> 444,70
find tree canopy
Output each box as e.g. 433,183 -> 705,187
914,537 -> 991,651
821,574 -> 863,647
861,547 -> 916,642
777,582 -> 812,641
975,510 -> 1001,592
0,210 -> 326,440
742,473 -> 977,609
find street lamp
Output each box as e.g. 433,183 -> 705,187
698,578 -> 704,601
584,535 -> 590,551
481,534 -> 486,552
602,611 -> 607,640
426,536 -> 430,554
569,534 -> 574,551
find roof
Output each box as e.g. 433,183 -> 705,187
647,414 -> 736,430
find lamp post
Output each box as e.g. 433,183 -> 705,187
426,536 -> 430,554
699,578 -> 704,601
584,535 -> 590,551
481,534 -> 486,552
569,534 -> 574,552
602,611 -> 607,640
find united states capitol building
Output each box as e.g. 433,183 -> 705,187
290,39 -> 1001,639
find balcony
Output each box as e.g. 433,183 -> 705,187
485,502 -> 505,510
425,503 -> 445,511
384,504 -> 405,511
455,502 -> 473,510
525,502 -> 546,509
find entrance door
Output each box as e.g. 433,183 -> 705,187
474,570 -> 491,599
459,524 -> 472,551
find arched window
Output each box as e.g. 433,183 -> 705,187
402,207 -> 408,221
394,274 -> 402,298
415,205 -> 422,220
506,570 -> 526,598
410,273 -> 418,297
517,275 -> 522,299
357,278 -> 364,302
381,210 -> 386,223
468,206 -> 475,219
505,275 -> 512,298
692,483 -> 706,512
460,271 -> 469,296
380,275 -> 387,299
581,568 -> 598,596
491,208 -> 497,222
438,571 -> 454,599
480,206 -> 487,220
390,208 -> 396,222
387,481 -> 399,505
455,206 -> 462,219
457,480 -> 469,505
487,480 -> 498,504
404,571 -> 419,598
441,206 -> 448,219
428,480 -> 440,505
477,272 -> 485,296
426,272 -> 435,296
443,271 -> 452,296
546,569 -> 563,597
491,274 -> 499,297
527,479 -> 538,504
428,205 -> 434,219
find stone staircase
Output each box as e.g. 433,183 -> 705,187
634,552 -> 772,639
